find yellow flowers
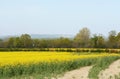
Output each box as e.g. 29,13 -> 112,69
0,52 -> 119,66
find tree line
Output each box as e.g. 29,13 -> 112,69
0,27 -> 120,48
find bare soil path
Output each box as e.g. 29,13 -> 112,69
98,59 -> 120,79
55,66 -> 92,79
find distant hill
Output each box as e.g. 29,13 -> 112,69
30,34 -> 74,39
0,34 -> 74,39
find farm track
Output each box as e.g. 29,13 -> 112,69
56,59 -> 120,79
55,66 -> 92,79
98,59 -> 120,79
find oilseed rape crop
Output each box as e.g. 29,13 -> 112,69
0,52 -> 119,66
0,51 -> 120,78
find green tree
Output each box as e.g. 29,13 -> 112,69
39,39 -> 48,48
20,34 -> 33,48
33,39 -> 40,48
13,37 -> 22,48
116,32 -> 120,48
0,39 -> 3,47
54,37 -> 72,48
107,30 -> 117,48
74,27 -> 91,47
91,34 -> 105,48
7,37 -> 15,48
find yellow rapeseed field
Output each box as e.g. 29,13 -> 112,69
0,52 -> 119,66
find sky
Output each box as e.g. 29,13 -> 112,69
0,0 -> 120,36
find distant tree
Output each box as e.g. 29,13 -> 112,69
74,27 -> 91,47
50,39 -> 59,48
0,39 -> 3,48
13,37 -> 22,48
47,39 -> 56,48
91,34 -> 105,48
33,39 -> 41,48
107,30 -> 117,48
2,37 -> 22,48
33,39 -> 49,48
7,37 -> 15,48
116,32 -> 120,48
90,34 -> 98,47
20,34 -> 33,48
60,37 -> 72,48
54,37 -> 72,48
1,30 -> 120,49
39,39 -> 48,48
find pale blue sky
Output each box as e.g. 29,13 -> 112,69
0,0 -> 120,36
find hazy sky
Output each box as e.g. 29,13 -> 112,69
0,0 -> 120,36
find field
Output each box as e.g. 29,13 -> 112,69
0,51 -> 120,79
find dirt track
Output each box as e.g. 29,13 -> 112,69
98,59 -> 120,79
56,66 -> 92,79
55,59 -> 120,79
